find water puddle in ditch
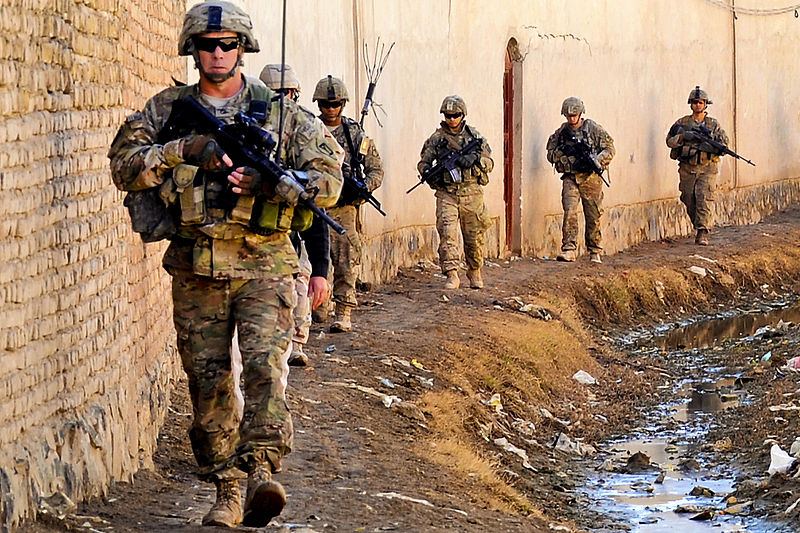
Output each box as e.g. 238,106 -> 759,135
581,301 -> 800,532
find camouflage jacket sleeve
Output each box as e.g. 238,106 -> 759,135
349,122 -> 384,193
587,119 -> 615,167
107,87 -> 186,191
546,124 -> 567,165
281,102 -> 343,208
666,118 -> 686,149
417,129 -> 443,175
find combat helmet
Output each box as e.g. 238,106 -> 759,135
688,86 -> 712,104
312,76 -> 350,102
260,64 -> 301,91
440,95 -> 467,116
561,97 -> 585,116
178,1 -> 259,56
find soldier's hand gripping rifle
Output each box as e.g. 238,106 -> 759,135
559,129 -> 610,187
406,138 -> 483,194
685,124 -> 756,167
341,161 -> 387,216
173,95 -> 346,234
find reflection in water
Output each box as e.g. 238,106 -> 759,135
653,301 -> 800,351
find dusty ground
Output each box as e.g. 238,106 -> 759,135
30,205 -> 800,532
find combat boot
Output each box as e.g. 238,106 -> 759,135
288,343 -> 308,366
557,249 -> 577,262
466,268 -> 483,289
330,303 -> 352,333
444,270 -> 460,289
242,466 -> 286,528
695,229 -> 709,246
589,253 -> 602,264
202,479 -> 243,528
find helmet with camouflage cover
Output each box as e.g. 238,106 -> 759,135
440,95 -> 467,116
312,75 -> 350,102
687,86 -> 712,104
178,1 -> 259,56
561,97 -> 585,116
260,64 -> 301,91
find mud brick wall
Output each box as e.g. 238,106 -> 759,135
0,1 -> 185,530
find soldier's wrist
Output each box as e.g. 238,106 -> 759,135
162,139 -> 185,167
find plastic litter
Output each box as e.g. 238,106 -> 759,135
790,437 -> 800,457
494,437 -> 536,470
688,265 -> 707,277
488,393 -> 503,412
325,344 -> 336,353
572,370 -> 597,385
768,444 -> 795,475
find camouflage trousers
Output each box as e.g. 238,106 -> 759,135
678,166 -> 717,231
435,186 -> 491,273
171,270 -> 296,481
329,205 -> 362,308
293,243 -> 312,345
561,173 -> 604,254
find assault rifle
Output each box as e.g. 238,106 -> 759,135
686,124 -> 755,167
172,95 -> 346,234
341,163 -> 386,216
406,138 -> 483,194
559,129 -> 610,187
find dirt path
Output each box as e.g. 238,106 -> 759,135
31,206 -> 800,532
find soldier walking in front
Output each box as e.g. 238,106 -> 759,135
666,86 -> 729,246
313,76 -> 384,332
417,95 -> 494,289
546,97 -> 615,264
108,2 -> 342,527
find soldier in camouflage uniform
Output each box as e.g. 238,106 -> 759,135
666,86 -> 729,246
260,64 -> 344,365
546,97 -> 615,264
417,95 -> 494,289
313,75 -> 384,332
107,2 -> 342,528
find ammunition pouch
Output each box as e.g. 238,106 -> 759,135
253,198 -> 313,233
123,187 -> 176,242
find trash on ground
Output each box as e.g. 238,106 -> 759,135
325,344 -> 336,353
411,359 -> 425,370
494,437 -> 536,471
688,265 -> 707,277
768,443 -> 795,475
572,370 -> 597,385
416,375 -> 434,387
785,356 -> 800,370
379,377 -> 396,389
553,432 -> 596,456
488,393 -> 503,412
690,254 -> 718,264
790,437 -> 800,457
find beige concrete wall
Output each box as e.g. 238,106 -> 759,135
240,0 -> 800,276
0,1 -> 185,530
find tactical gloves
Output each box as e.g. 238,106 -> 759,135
180,134 -> 229,170
457,152 -> 480,169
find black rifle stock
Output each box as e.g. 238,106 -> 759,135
689,124 -> 756,166
559,129 -> 610,187
175,95 -> 346,235
407,138 -> 482,194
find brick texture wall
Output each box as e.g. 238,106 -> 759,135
0,1 -> 185,530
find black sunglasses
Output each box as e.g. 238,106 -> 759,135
319,100 -> 343,109
444,113 -> 462,119
193,36 -> 240,53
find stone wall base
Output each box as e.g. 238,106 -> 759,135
0,345 -> 178,532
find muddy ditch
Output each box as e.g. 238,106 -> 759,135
571,297 -> 800,532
